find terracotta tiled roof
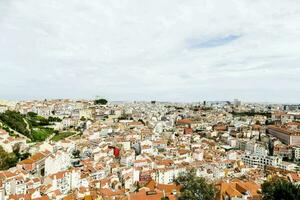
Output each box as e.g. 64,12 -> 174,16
19,151 -> 49,165
8,194 -> 32,200
0,171 -> 17,180
32,196 -> 51,200
129,189 -> 176,200
176,119 -> 192,124
289,173 -> 300,182
216,180 -> 261,200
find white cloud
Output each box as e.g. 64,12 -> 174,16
0,0 -> 300,103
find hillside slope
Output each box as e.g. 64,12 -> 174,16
0,111 -> 56,142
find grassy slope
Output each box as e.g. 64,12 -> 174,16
0,111 -> 55,142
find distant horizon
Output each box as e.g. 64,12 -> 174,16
0,97 -> 299,105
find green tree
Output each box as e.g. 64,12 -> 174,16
5,153 -> 18,168
0,110 -> 30,137
94,98 -> 108,105
18,152 -> 31,161
27,112 -> 37,118
175,169 -> 216,200
0,146 -> 18,170
48,116 -> 62,122
262,177 -> 300,200
0,146 -> 9,169
72,149 -> 81,158
12,143 -> 21,158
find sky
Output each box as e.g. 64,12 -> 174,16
0,0 -> 300,103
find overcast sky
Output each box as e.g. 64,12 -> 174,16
0,0 -> 300,103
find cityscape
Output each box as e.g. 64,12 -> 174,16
1,0 -> 300,199
0,99 -> 300,199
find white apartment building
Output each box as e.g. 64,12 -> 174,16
242,153 -> 296,171
13,177 -> 26,195
245,142 -> 268,156
155,168 -> 185,184
45,151 -> 71,176
242,154 -> 281,169
0,173 -> 27,198
44,169 -> 81,195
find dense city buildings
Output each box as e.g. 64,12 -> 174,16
0,99 -> 300,199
